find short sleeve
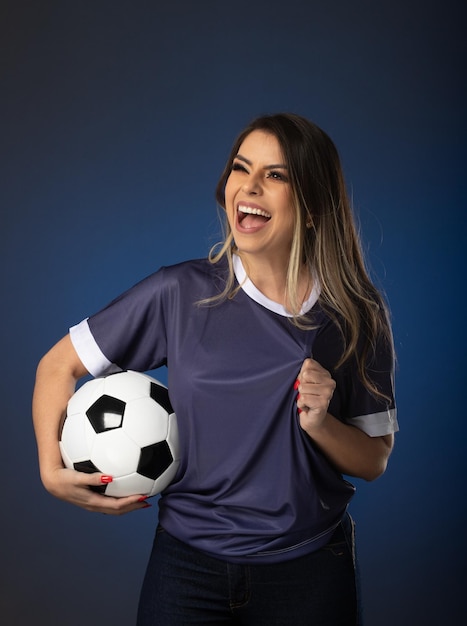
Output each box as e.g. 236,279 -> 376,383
312,315 -> 398,437
70,268 -> 170,376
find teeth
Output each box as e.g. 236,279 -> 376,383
238,205 -> 271,219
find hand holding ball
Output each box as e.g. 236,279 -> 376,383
59,371 -> 180,497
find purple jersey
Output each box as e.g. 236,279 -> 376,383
70,255 -> 397,563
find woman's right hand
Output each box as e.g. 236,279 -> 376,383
42,465 -> 152,514
33,335 -> 152,515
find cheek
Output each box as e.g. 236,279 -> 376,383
224,179 -> 236,220
224,176 -> 235,203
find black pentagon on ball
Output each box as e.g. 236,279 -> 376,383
86,395 -> 126,433
73,460 -> 107,494
150,382 -> 173,414
137,441 -> 173,480
74,459 -> 101,474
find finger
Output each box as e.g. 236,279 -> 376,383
72,472 -> 152,514
87,492 -> 153,515
87,472 -> 114,487
102,493 -> 151,511
299,377 -> 335,399
295,366 -> 335,415
296,376 -> 333,397
297,358 -> 331,384
297,358 -> 313,379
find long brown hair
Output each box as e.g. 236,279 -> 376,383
210,113 -> 393,398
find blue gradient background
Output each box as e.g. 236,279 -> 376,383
1,1 -> 465,624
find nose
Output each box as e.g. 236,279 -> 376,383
242,172 -> 262,195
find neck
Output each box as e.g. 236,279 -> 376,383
237,252 -> 311,308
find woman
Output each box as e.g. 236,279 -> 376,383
33,113 -> 398,625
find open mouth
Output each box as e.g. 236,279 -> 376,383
237,204 -> 271,229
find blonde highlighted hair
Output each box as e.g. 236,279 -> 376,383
209,113 -> 393,399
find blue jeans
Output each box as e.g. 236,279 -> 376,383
137,516 -> 358,625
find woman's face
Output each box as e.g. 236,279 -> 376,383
224,130 -> 295,267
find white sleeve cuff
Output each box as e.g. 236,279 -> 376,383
347,409 -> 399,437
69,319 -> 122,378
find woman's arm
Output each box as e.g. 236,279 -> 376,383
295,358 -> 394,481
32,334 -> 150,514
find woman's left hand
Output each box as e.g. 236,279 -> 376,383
295,358 -> 336,432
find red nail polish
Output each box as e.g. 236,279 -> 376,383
137,496 -> 149,502
294,379 -> 300,390
142,503 -> 152,509
100,475 -> 113,484
298,407 -> 303,414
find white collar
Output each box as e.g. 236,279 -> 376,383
232,254 -> 320,317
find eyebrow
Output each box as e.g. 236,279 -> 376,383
234,154 -> 288,170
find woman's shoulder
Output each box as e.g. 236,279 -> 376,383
143,257 -> 229,300
158,256 -> 228,282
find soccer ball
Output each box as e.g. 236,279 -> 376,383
59,371 -> 180,497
